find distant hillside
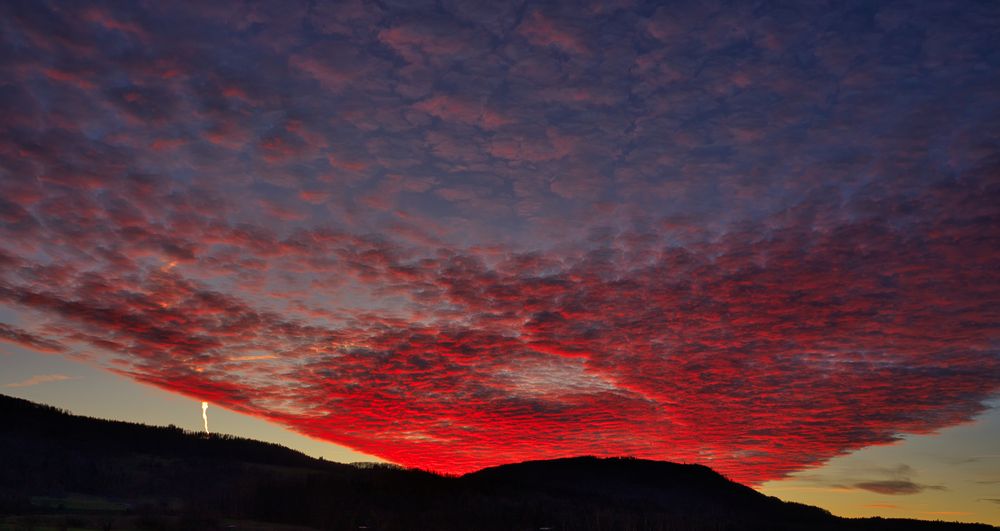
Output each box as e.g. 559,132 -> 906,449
0,394 -> 994,531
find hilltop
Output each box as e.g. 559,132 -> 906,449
0,394 -> 993,531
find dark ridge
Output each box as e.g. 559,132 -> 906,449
0,393 -> 350,471
0,394 -> 995,531
462,455 -> 797,510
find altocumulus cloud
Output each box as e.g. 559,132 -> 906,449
0,0 -> 998,483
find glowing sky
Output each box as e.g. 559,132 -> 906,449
0,0 -> 998,522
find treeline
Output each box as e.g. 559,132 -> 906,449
0,394 -> 330,470
0,394 -> 994,531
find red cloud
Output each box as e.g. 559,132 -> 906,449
518,10 -> 589,55
0,323 -> 66,353
2,178 -> 997,484
1,0 -> 998,489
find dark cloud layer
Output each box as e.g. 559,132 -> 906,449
853,480 -> 944,496
1,0 -> 998,483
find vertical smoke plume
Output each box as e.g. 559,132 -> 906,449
201,401 -> 209,434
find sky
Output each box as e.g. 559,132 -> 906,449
0,0 -> 998,524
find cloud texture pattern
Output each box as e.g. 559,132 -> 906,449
0,0 -> 998,482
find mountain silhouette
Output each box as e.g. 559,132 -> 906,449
0,393 -> 994,531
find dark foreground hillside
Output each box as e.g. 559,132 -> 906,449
0,394 -> 993,531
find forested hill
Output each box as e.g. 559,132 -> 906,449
0,394 -> 994,531
0,393 -> 347,471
